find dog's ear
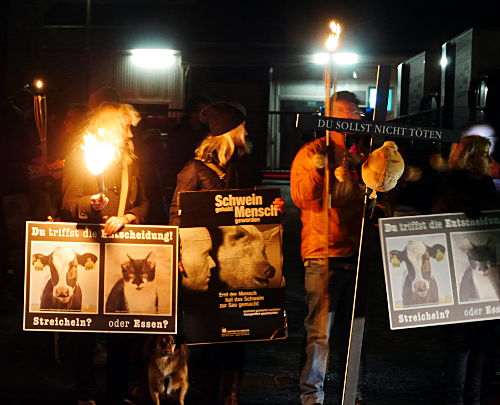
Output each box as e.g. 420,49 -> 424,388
175,342 -> 189,366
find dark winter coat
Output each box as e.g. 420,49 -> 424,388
432,169 -> 500,216
61,147 -> 149,223
169,158 -> 238,225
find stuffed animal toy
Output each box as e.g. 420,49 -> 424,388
362,141 -> 405,199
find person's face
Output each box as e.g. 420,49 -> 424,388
469,145 -> 493,177
180,230 -> 215,291
332,100 -> 361,120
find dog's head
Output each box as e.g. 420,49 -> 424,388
156,334 -> 177,357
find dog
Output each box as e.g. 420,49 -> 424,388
133,335 -> 189,405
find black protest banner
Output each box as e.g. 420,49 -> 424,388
297,115 -> 462,142
24,222 -> 178,334
178,188 -> 287,344
379,211 -> 500,330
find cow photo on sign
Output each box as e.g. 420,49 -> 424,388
450,230 -> 500,303
104,244 -> 174,315
386,234 -> 453,309
29,241 -> 99,313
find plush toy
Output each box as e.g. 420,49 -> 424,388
362,141 -> 405,199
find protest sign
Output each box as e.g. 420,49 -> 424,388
178,188 -> 287,344
379,211 -> 500,329
24,222 -> 178,334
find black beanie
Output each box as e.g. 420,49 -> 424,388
200,101 -> 245,136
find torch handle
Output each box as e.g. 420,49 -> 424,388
96,174 -> 105,194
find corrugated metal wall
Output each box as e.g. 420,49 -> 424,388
113,52 -> 184,109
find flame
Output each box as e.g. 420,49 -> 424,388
325,21 -> 341,52
34,79 -> 44,90
82,129 -> 117,176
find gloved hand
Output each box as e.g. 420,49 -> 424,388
312,153 -> 326,170
334,165 -> 348,182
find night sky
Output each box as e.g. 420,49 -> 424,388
38,0 -> 500,55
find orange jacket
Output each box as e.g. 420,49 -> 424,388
290,136 -> 363,260
492,160 -> 499,179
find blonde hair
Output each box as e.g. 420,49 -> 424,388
195,125 -> 249,167
449,135 -> 491,172
83,103 -> 141,163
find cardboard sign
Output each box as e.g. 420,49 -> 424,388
24,222 -> 178,334
178,188 -> 287,344
379,211 -> 500,330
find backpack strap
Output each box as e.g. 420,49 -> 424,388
195,157 -> 226,180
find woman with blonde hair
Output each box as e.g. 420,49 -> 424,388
433,134 -> 497,217
60,100 -> 148,405
168,101 -> 250,405
169,101 -> 249,226
62,102 -> 147,233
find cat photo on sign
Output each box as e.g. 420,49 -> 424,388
104,244 -> 173,315
450,230 -> 500,303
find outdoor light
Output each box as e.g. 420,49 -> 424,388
130,49 -> 176,69
313,52 -> 358,65
332,52 -> 359,65
313,52 -> 330,64
440,56 -> 448,68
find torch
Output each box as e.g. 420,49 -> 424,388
323,20 -> 345,210
33,79 -> 48,165
81,129 -> 117,196
324,20 -> 341,126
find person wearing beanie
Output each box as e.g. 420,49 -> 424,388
200,101 -> 246,136
168,101 -> 250,405
169,101 -> 250,225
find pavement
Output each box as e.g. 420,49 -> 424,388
1,181 -> 499,405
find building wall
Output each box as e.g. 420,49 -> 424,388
267,63 -> 400,169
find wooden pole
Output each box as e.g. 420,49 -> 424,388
341,65 -> 391,405
33,93 -> 48,165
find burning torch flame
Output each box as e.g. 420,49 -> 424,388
82,130 -> 117,176
325,21 -> 341,52
34,79 -> 44,91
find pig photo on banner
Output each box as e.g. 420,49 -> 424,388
386,234 -> 453,309
180,225 -> 283,291
450,230 -> 500,303
104,244 -> 174,315
29,241 -> 99,313
178,187 -> 286,343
